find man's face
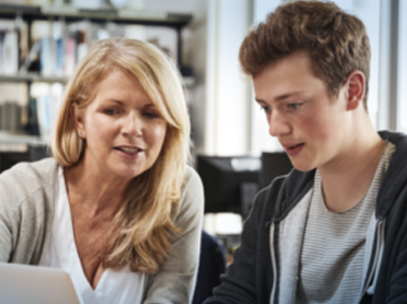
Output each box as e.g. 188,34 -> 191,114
253,52 -> 351,172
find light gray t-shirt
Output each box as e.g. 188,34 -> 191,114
296,142 -> 395,304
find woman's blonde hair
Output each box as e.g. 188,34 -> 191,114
51,38 -> 191,273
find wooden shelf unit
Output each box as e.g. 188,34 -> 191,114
0,3 -> 194,149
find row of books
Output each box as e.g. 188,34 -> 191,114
0,83 -> 64,141
0,19 -> 93,77
0,17 -> 178,144
33,20 -> 178,76
0,18 -> 178,77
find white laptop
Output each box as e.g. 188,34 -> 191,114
0,262 -> 82,304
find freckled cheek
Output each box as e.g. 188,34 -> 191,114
298,116 -> 331,141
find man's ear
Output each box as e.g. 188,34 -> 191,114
70,103 -> 85,138
345,70 -> 365,111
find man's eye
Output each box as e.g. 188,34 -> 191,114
288,103 -> 302,110
260,105 -> 271,113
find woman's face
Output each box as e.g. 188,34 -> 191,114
74,69 -> 167,182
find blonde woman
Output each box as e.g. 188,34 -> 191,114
0,38 -> 204,304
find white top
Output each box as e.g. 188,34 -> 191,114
43,167 -> 145,304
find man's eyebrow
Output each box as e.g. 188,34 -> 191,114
256,91 -> 305,104
255,99 -> 268,105
275,91 -> 304,101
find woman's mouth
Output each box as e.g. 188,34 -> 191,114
115,147 -> 142,154
114,146 -> 144,159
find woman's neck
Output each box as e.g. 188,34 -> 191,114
63,159 -> 130,217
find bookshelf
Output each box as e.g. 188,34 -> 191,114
0,4 -> 192,25
0,3 -> 194,152
0,3 -> 192,73
0,73 -> 68,83
0,130 -> 45,151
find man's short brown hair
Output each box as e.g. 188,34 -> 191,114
239,0 -> 371,109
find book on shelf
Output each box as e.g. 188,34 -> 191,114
55,36 -> 64,75
40,37 -> 56,76
53,20 -> 65,75
0,83 -> 28,134
1,31 -> 19,75
25,97 -> 40,136
0,82 -> 64,141
64,34 -> 77,76
30,82 -> 64,140
0,19 -> 28,75
0,102 -> 22,132
0,31 -> 2,73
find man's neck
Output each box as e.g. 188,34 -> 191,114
318,126 -> 385,213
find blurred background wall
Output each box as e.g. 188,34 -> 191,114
0,0 -> 405,158
0,0 -> 405,258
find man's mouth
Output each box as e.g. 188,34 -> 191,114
283,143 -> 304,156
287,143 -> 303,150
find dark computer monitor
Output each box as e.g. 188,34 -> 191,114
196,155 -> 260,218
260,152 -> 293,189
0,145 -> 49,174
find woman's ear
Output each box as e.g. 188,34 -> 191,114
345,70 -> 365,111
70,103 -> 85,138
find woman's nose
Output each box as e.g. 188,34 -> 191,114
121,112 -> 142,137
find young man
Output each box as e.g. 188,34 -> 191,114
204,1 -> 407,304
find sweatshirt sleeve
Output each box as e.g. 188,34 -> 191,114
0,159 -> 56,265
203,190 -> 267,304
383,238 -> 407,304
142,166 -> 204,304
0,180 -> 13,262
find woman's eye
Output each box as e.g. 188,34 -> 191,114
143,112 -> 159,119
104,109 -> 118,115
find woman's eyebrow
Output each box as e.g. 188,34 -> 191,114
104,99 -> 124,105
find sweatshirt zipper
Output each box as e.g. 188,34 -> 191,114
358,220 -> 385,303
269,223 -> 277,304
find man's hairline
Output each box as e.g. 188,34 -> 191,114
251,51 -> 343,104
249,51 -> 370,110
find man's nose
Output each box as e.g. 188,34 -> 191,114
268,110 -> 290,137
